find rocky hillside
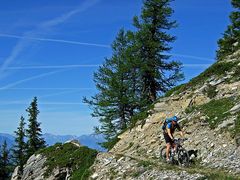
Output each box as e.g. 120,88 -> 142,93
89,51 -> 240,179
11,140 -> 98,180
12,51 -> 240,179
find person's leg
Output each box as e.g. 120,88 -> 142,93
166,143 -> 171,161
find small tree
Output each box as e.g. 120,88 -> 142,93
26,97 -> 45,158
217,0 -> 240,60
12,116 -> 27,174
0,140 -> 10,179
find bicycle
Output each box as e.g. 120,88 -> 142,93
160,138 -> 190,166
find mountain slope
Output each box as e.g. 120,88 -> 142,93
11,51 -> 240,179
89,50 -> 240,179
0,133 -> 15,149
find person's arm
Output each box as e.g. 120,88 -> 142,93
167,128 -> 174,140
180,130 -> 184,137
177,123 -> 184,137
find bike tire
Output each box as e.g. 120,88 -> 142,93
177,148 -> 190,167
160,147 -> 173,163
160,147 -> 167,162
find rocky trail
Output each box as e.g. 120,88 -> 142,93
91,151 -> 239,180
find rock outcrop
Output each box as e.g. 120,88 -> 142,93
11,140 -> 97,180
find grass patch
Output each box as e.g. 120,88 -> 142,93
164,61 -> 239,97
189,61 -> 238,87
199,172 -> 238,180
38,143 -> 98,180
198,98 -> 235,129
165,84 -> 186,97
137,160 -> 153,168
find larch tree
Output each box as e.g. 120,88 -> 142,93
133,0 -> 183,104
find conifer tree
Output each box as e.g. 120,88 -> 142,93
26,97 -> 45,157
0,141 -> 10,180
217,0 -> 240,60
12,116 -> 27,174
84,29 -> 138,148
133,0 -> 183,103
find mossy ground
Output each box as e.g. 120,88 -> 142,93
38,143 -> 98,180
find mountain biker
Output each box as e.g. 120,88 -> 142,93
162,116 -> 184,162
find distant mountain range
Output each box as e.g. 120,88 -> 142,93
0,133 -> 106,151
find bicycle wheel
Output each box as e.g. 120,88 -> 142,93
177,148 -> 189,166
160,147 -> 167,162
160,147 -> 173,163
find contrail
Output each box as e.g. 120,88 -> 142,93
2,88 -> 94,90
5,64 -> 101,70
39,89 -> 85,98
164,53 -> 215,62
0,70 -> 65,90
0,33 -> 215,62
0,34 -> 110,48
4,63 -> 211,70
0,100 -> 86,105
183,63 -> 211,67
0,0 -> 100,79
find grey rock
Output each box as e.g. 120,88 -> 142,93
217,117 -> 235,129
230,103 -> 240,114
209,79 -> 224,86
11,166 -> 21,180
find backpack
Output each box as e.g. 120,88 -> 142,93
162,117 -> 174,130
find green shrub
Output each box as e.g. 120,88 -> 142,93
38,143 -> 98,180
204,85 -> 217,98
185,106 -> 196,114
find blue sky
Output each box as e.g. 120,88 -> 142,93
0,0 -> 232,135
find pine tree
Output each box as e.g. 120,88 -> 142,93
83,29 -> 138,149
217,0 -> 240,60
26,97 -> 45,158
133,0 -> 183,103
12,116 -> 27,174
0,141 -> 10,180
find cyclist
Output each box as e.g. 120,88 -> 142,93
162,116 -> 184,162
